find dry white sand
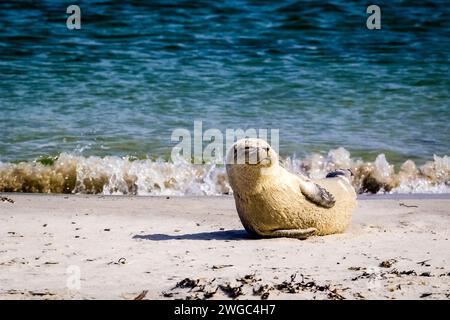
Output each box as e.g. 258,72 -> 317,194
0,193 -> 449,300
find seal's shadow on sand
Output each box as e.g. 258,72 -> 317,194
133,229 -> 251,241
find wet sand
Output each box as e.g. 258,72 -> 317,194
0,194 -> 449,300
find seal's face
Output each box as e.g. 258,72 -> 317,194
226,138 -> 278,168
226,138 -> 279,191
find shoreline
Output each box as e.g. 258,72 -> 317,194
3,192 -> 450,199
1,194 -> 449,300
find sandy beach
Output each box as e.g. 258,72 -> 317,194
0,193 -> 449,300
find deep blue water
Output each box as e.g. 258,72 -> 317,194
0,0 -> 449,164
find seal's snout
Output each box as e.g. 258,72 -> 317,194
243,145 -> 268,165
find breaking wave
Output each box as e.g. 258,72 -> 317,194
284,148 -> 450,194
0,148 -> 449,195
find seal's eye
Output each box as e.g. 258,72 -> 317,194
233,146 -> 237,163
244,146 -> 251,151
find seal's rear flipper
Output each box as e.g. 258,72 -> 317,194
262,227 -> 317,239
299,181 -> 336,208
326,169 -> 353,179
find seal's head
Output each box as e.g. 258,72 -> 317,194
226,138 -> 277,167
226,138 -> 279,185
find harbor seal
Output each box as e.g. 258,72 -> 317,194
226,138 -> 357,239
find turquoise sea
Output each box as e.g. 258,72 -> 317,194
0,1 -> 449,194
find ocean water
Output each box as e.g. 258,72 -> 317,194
0,0 -> 449,195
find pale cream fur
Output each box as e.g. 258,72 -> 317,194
226,138 -> 357,238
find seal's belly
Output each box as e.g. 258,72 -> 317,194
236,187 -> 312,232
235,180 -> 355,235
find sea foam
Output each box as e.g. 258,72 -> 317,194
0,149 -> 449,195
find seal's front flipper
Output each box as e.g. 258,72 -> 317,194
264,227 -> 317,239
299,181 -> 336,208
